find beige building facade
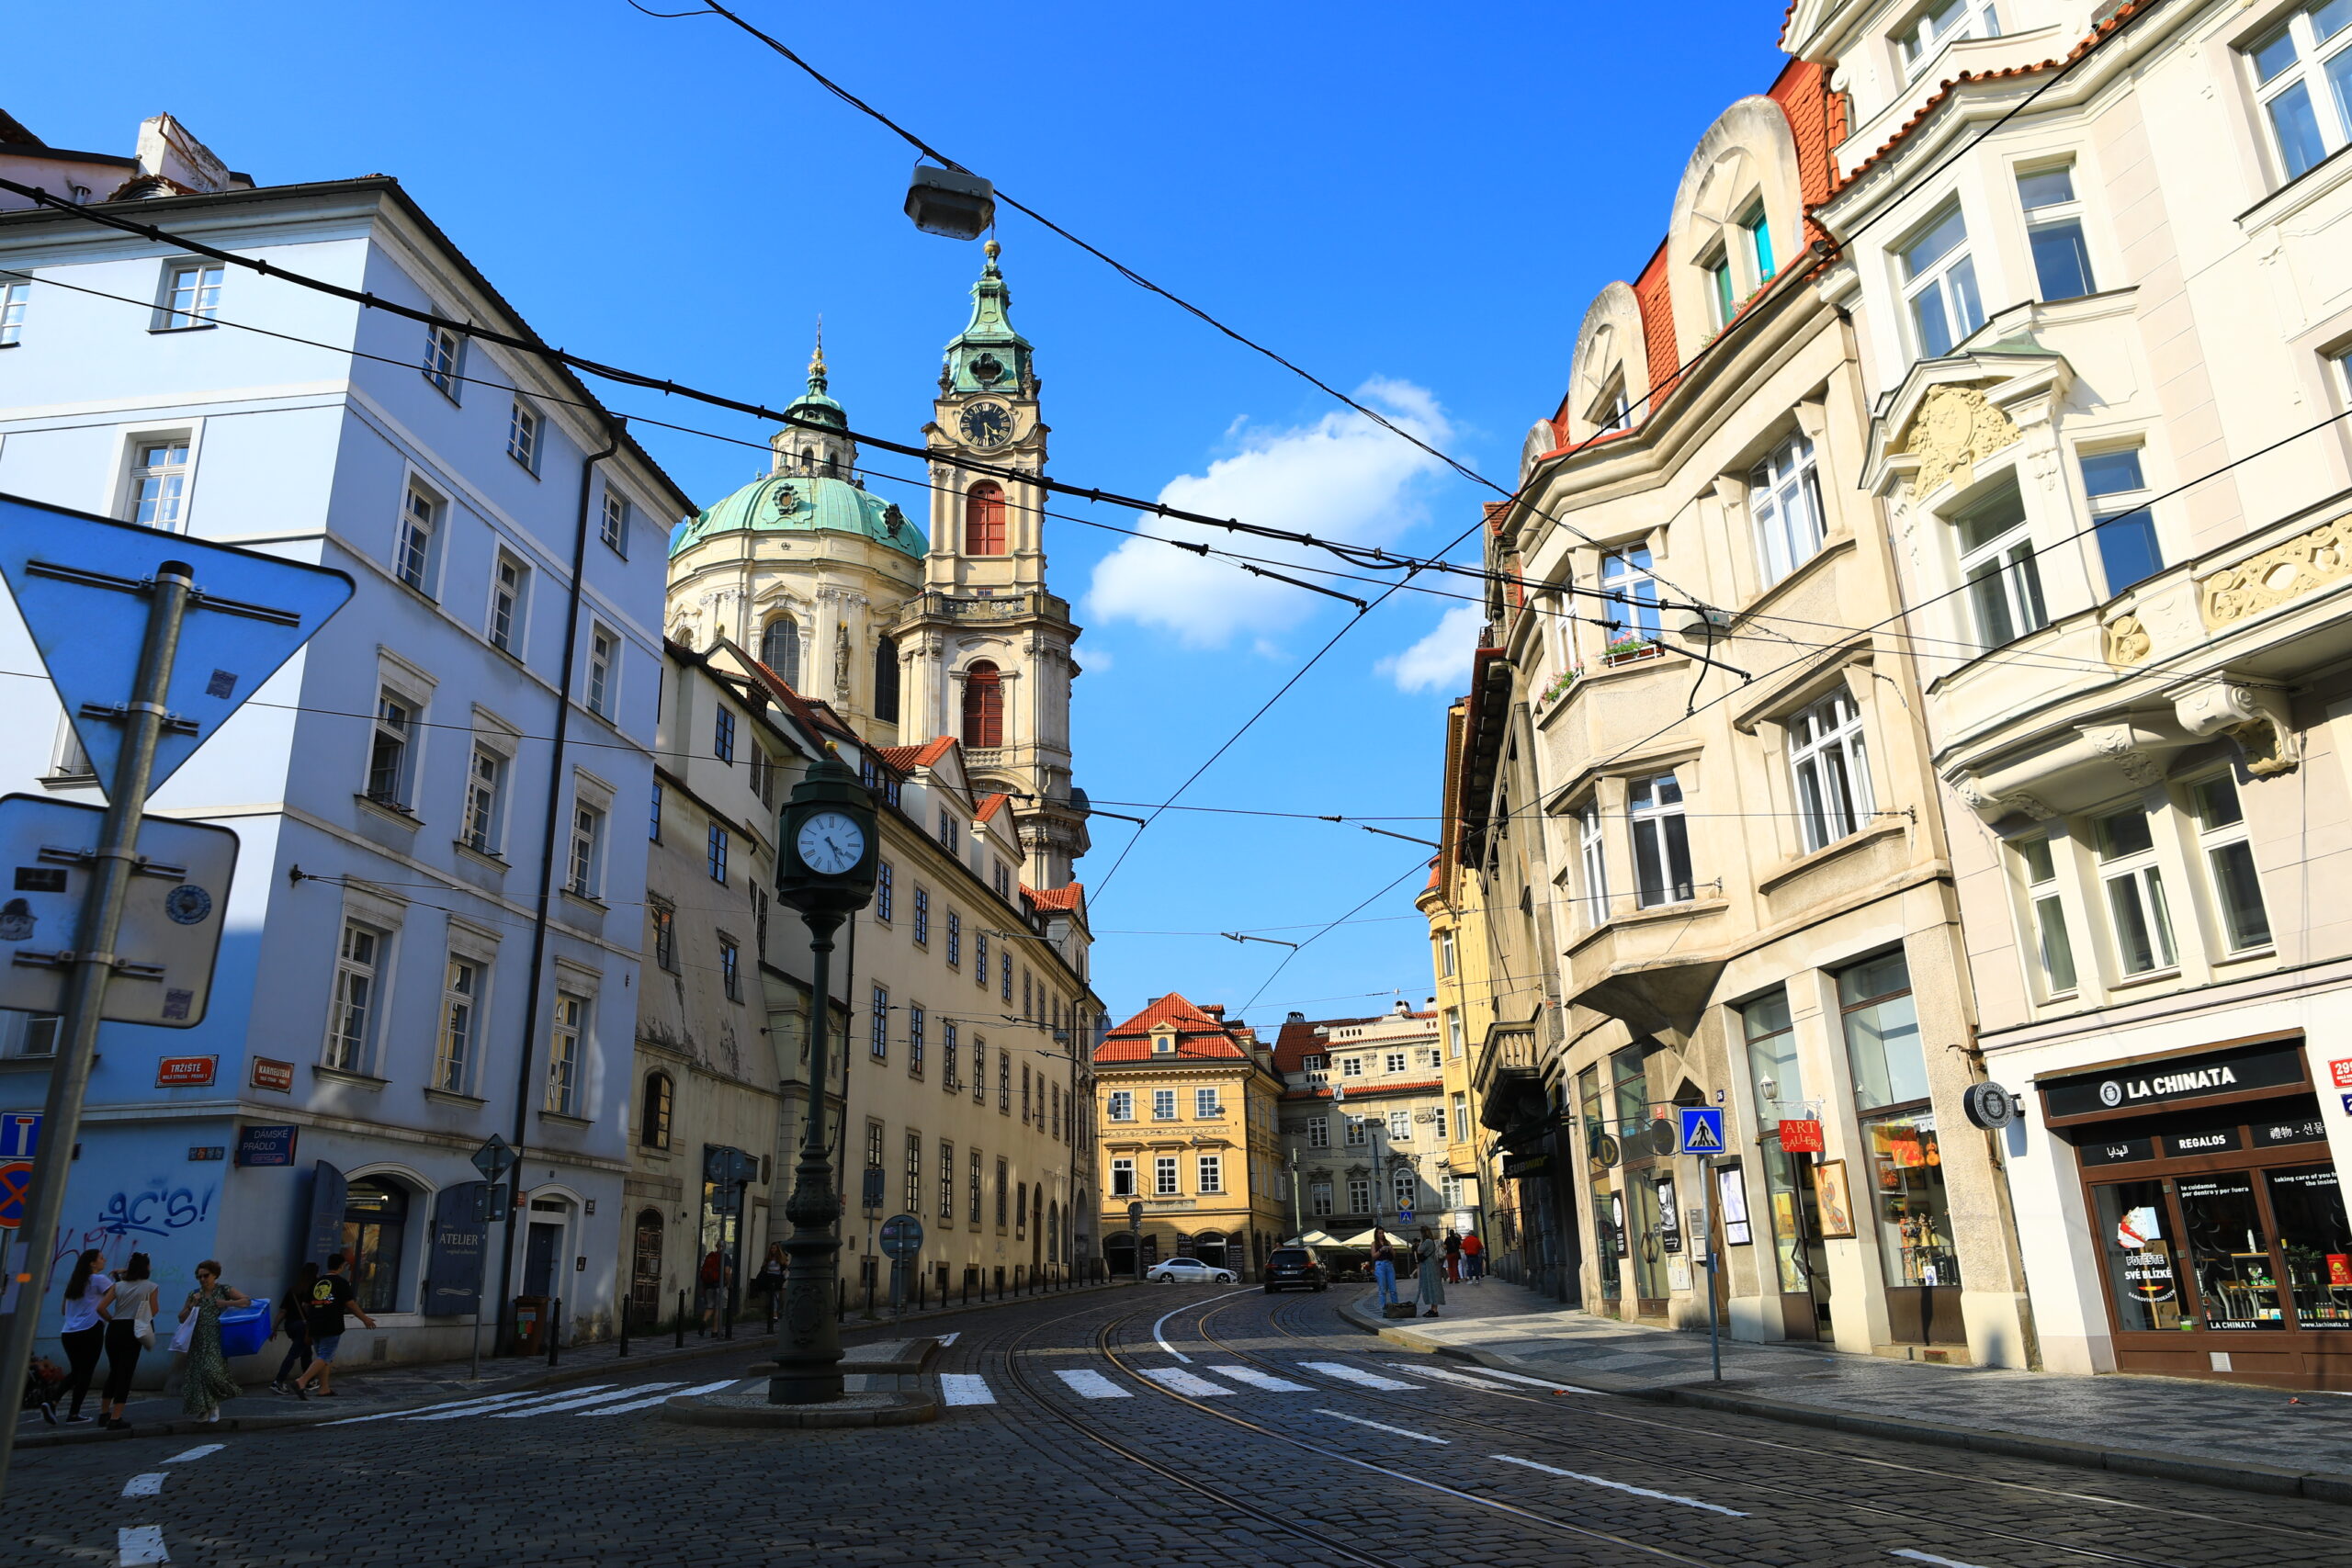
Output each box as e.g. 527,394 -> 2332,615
1272,1005 -> 1467,1242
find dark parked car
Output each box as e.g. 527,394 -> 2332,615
1262,1247 -> 1328,1293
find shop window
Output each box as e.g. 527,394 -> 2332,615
2189,775 -> 2273,953
2012,834 -> 2079,997
2093,1180 -> 2187,1332
2095,806 -> 2177,976
1610,1044 -> 1647,1139
2177,1173 -> 2287,1330
1838,953 -> 1963,1317
1743,989 -> 1813,1296
2266,1166 -> 2352,1329
342,1177 -> 411,1315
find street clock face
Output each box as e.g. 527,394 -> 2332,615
958,401 -> 1013,449
795,810 -> 866,875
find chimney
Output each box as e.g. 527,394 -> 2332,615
1393,998 -> 1412,1015
1286,1010 -> 1306,1024
1202,1003 -> 1226,1018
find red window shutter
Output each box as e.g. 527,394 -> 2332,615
965,483 -> 1006,556
963,663 -> 1003,749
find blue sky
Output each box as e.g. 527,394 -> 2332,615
10,1 -> 1789,1032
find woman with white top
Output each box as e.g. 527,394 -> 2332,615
98,1252 -> 159,1430
55,1248 -> 109,1424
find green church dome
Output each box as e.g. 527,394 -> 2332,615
670,471 -> 922,560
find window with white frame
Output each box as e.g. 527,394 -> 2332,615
2095,805 -> 2177,976
1384,1051 -> 1408,1074
1197,1154 -> 1224,1194
545,992 -> 585,1115
368,688 -> 415,808
1152,1088 -> 1177,1121
155,261 -> 221,330
1704,245 -> 1736,329
2190,774 -> 2274,953
2013,833 -> 2079,997
2081,447 -> 2163,595
1629,772 -> 1695,907
436,956 -> 479,1093
1590,376 -> 1632,434
1953,478 -> 2046,647
1307,1116 -> 1329,1147
1108,1089 -> 1134,1122
1311,1181 -> 1333,1216
48,715 -> 93,784
1348,1177 -> 1373,1213
1111,1157 -> 1136,1197
0,279 -> 28,345
1340,1055 -> 1364,1077
1750,429 -> 1826,583
2018,163 -> 2095,302
506,400 -> 541,473
1899,202 -> 1984,358
1789,692 -> 1874,852
1741,198 -> 1776,282
600,491 -> 631,558
1600,544 -> 1662,656
1439,930 -> 1456,976
1441,1171 -> 1464,1209
324,921 -> 382,1071
1578,800 -> 1610,923
489,554 -> 526,654
1345,1116 -> 1368,1146
128,439 -> 191,529
463,744 -> 506,854
1391,1168 -> 1417,1211
1453,1092 -> 1470,1143
422,322 -> 463,400
1445,1010 -> 1464,1059
1155,1155 -> 1181,1196
1194,1087 -> 1222,1118
1898,0 -> 2000,77
568,802 -> 605,897
2245,2 -> 2352,184
1387,1110 -> 1411,1141
397,485 -> 439,594
587,629 -> 616,717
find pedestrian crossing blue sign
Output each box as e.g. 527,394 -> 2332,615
1679,1107 -> 1725,1155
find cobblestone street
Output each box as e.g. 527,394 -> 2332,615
7,1285 -> 2348,1568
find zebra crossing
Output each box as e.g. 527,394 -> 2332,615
1022,1357 -> 1554,1402
321,1377 -> 744,1427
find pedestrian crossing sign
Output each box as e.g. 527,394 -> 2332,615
1679,1107 -> 1725,1155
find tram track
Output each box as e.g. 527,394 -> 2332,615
1213,1292 -> 2338,1561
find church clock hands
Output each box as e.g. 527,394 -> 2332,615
958,400 -> 1013,449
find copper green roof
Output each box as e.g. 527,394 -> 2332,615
669,472 -> 922,559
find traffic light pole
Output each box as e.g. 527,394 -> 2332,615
769,908 -> 846,1404
0,562 -> 190,1502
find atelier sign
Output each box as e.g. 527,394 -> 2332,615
2040,1040 -> 2308,1122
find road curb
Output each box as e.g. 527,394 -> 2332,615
1332,1295 -> 2352,1505
11,1280 -> 1127,1450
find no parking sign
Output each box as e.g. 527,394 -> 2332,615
0,1112 -> 40,1230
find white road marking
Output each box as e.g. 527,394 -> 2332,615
1298,1360 -> 1421,1390
1206,1364 -> 1310,1392
121,1473 -> 166,1497
935,1332 -> 960,1348
160,1444 -> 223,1463
582,1377 -> 741,1416
1438,1365 -> 1600,1394
1148,1284 -> 1251,1362
396,1388 -> 616,1422
1318,1408 -> 1449,1444
1138,1367 -> 1236,1397
1890,1553 -> 1990,1568
940,1372 -> 995,1405
1492,1454 -> 1747,1517
1053,1370 -> 1131,1399
488,1382 -> 684,1417
1385,1363 -> 1528,1393
118,1525 -> 169,1565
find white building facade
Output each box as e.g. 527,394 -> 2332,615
0,114 -> 688,1369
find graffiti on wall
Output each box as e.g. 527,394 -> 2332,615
48,1178 -> 218,1272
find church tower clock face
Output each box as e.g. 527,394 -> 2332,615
958,400 -> 1013,450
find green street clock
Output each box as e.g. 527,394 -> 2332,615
958,400 -> 1013,450
775,750 -> 880,915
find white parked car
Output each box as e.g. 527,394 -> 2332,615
1147,1258 -> 1237,1284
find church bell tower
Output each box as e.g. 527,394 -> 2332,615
895,242 -> 1089,888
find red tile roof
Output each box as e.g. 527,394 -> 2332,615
1282,1078 -> 1445,1102
877,736 -> 957,772
730,649 -> 858,743
1272,1013 -> 1377,1076
1096,992 -> 1253,1064
1023,881 -> 1085,912
974,792 -> 1011,823
1631,238 -> 1679,416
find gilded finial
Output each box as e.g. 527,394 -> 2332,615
983,238 -> 1000,262
808,316 -> 826,385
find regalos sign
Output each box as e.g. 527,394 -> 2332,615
2039,1038 -> 2309,1124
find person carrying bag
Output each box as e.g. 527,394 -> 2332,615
97,1253 -> 159,1430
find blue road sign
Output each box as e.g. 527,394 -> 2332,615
0,493 -> 354,797
1679,1106 -> 1726,1156
0,1113 -> 35,1160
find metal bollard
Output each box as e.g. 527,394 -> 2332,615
620,1301 -> 630,1359
675,1290 -> 685,1348
725,1293 -> 735,1341
548,1298 -> 561,1367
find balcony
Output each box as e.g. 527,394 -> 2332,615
1474,1021 -> 1546,1134
896,590 -> 1073,627
1563,900 -> 1728,1042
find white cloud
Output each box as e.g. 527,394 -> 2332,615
1085,380 -> 1454,648
1378,603 -> 1484,694
1080,645 -> 1112,672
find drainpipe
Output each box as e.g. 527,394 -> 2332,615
496,416 -> 624,1352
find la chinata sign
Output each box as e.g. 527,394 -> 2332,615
2040,1040 -> 2307,1123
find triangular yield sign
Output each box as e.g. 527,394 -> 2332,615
0,493 -> 354,798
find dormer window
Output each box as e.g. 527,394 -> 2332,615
1899,0 -> 2000,79
1704,246 -> 1736,330
1589,376 -> 1632,435
1150,1028 -> 1176,1055
1740,201 -> 1775,282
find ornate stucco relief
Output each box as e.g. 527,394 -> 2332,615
2173,679 -> 2301,778
2198,517 -> 2352,628
2102,614 -> 2151,669
1903,386 -> 2022,503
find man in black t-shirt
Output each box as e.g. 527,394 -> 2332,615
290,1252 -> 377,1399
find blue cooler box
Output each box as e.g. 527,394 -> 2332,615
217,1298 -> 272,1358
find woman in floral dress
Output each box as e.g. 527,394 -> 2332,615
178,1259 -> 249,1422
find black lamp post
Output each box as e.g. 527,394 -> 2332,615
769,748 -> 879,1404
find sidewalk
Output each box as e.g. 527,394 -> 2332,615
1339,1278 -> 2352,1503
14,1276 -> 1125,1450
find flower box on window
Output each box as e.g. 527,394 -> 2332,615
1535,667 -> 1585,711
1602,637 -> 1662,668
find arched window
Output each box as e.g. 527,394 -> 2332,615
873,634 -> 900,724
341,1177 -> 412,1314
760,617 -> 800,688
639,1071 -> 673,1149
962,662 -> 1002,749
964,482 -> 1006,556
